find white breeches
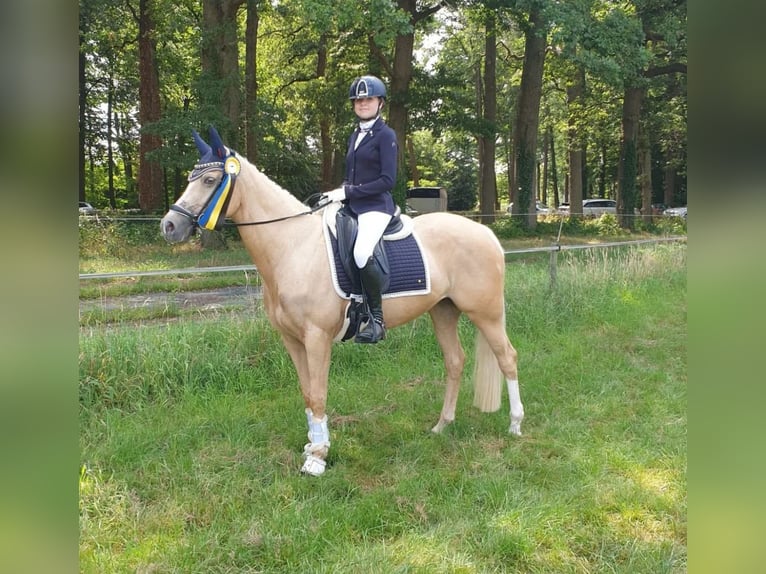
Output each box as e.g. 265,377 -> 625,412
354,211 -> 392,268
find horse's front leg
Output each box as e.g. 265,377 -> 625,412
280,330 -> 333,476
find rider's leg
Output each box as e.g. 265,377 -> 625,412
353,211 -> 391,344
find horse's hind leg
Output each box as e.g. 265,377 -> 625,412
428,299 -> 465,433
469,311 -> 524,436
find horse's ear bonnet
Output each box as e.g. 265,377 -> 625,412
189,126 -> 230,181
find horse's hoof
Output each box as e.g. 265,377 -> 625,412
509,423 -> 522,436
301,454 -> 326,476
431,418 -> 452,433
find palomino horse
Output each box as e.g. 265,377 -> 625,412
161,127 -> 524,476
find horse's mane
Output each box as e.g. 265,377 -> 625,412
237,153 -> 306,211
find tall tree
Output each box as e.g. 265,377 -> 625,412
200,0 -> 246,145
617,85 -> 642,228
371,0 -> 445,208
136,0 -> 164,212
78,7 -> 88,203
511,3 -> 547,230
479,10 -> 498,222
245,0 -> 261,162
566,64 -> 585,216
616,0 -> 686,229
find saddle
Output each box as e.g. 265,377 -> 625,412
330,204 -> 405,294
321,203 -> 430,341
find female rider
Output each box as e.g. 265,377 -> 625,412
322,75 -> 398,344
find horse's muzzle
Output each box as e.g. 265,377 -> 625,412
160,212 -> 194,244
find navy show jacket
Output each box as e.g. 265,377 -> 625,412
343,117 -> 398,216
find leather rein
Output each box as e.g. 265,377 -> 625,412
230,193 -> 329,227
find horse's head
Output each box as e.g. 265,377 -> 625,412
161,127 -> 241,243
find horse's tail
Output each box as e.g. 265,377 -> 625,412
472,330 -> 502,412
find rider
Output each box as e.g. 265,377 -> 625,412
321,75 -> 398,344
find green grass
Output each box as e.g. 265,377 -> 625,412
79,242 -> 686,573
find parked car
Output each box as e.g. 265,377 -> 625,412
79,201 -> 96,215
558,198 -> 617,216
663,206 -> 687,219
506,201 -> 551,214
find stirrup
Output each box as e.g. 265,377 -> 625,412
354,317 -> 386,344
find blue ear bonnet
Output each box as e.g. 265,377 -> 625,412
189,126 -> 231,181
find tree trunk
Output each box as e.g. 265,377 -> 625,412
541,124 -> 549,206
536,160 -> 541,204
332,148 -> 344,185
617,86 -> 644,229
566,66 -> 585,216
245,0 -> 259,162
549,125 -> 559,207
506,124 -> 514,208
663,158 -> 676,207
407,137 -> 419,186
315,34 -> 334,191
598,143 -> 607,199
480,12 -> 497,222
78,20 -> 87,203
476,62 -> 484,212
107,69 -> 116,208
172,96 -> 190,203
512,7 -> 546,230
378,0 -> 444,210
201,0 -> 245,146
639,131 -> 652,222
222,1 -> 243,146
388,27 -> 415,210
137,0 -> 163,213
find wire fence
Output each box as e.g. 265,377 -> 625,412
79,236 -> 686,281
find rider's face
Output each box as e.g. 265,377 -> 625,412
354,97 -> 381,121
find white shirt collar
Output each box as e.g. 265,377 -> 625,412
358,116 -> 379,132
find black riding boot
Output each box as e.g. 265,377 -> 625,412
355,257 -> 386,344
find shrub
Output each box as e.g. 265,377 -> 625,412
79,217 -> 164,258
582,213 -> 624,236
654,215 -> 687,235
488,216 -> 526,239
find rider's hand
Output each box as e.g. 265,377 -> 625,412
321,187 -> 346,203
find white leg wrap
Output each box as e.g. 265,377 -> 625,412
301,453 -> 327,476
301,409 -> 330,476
305,409 -> 330,446
507,379 -> 524,436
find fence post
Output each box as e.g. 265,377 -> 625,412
549,244 -> 559,289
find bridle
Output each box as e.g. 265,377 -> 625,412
169,152 -> 329,230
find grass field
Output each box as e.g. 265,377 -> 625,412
79,241 -> 686,573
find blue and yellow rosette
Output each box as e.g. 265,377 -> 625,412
198,156 -> 241,230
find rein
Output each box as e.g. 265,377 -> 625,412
228,193 -> 329,227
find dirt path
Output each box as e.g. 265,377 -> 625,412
79,285 -> 263,313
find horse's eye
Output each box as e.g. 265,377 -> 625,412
204,175 -> 218,186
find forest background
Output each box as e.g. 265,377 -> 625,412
78,0 -> 686,230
